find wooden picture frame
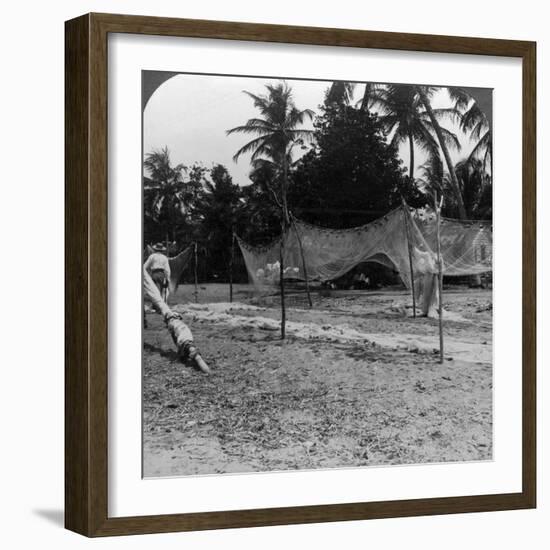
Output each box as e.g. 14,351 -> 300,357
65,12 -> 536,537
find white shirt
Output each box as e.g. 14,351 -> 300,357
144,252 -> 171,281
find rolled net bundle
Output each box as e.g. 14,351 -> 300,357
143,266 -> 210,373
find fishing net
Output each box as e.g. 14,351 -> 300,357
238,207 -> 432,290
236,204 -> 492,315
411,208 -> 493,276
167,245 -> 194,293
144,244 -> 194,293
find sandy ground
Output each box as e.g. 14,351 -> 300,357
143,284 -> 492,477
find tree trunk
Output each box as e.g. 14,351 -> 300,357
279,154 -> 290,339
281,156 -> 290,227
279,232 -> 286,339
361,83 -> 372,112
417,86 -> 467,219
408,131 -> 415,179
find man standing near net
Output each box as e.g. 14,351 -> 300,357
144,243 -> 171,303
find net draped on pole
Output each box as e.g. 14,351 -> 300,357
235,204 -> 492,315
168,245 -> 195,294
144,244 -> 195,294
410,208 -> 493,277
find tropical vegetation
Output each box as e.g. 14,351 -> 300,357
143,79 -> 493,293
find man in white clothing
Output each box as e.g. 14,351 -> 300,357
144,243 -> 171,302
143,265 -> 209,373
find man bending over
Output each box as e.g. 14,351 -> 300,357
144,243 -> 171,302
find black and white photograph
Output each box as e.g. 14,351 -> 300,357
141,71 -> 493,478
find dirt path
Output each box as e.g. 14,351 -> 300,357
174,302 -> 491,364
143,286 -> 492,477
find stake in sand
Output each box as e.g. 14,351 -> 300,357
193,241 -> 199,303
401,200 -> 417,318
434,190 -> 444,363
229,232 -> 235,303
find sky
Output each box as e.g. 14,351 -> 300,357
143,72 -> 487,187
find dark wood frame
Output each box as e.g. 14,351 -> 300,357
65,12 -> 536,537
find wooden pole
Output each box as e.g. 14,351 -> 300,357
164,232 -> 170,302
279,154 -> 290,340
401,200 -> 417,318
229,232 -> 235,303
290,215 -> 313,308
279,232 -> 286,339
434,191 -> 444,363
193,241 -> 199,303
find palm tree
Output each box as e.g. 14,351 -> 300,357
370,84 -> 461,184
326,81 -> 355,105
195,164 -> 243,281
417,154 -> 446,197
415,86 -> 467,219
227,82 -> 314,336
373,84 -> 437,180
448,87 -> 492,171
227,82 -> 314,226
359,82 -> 385,114
143,146 -> 191,241
418,155 -> 492,220
454,158 -> 492,220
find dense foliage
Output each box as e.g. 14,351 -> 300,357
143,81 -> 493,283
289,100 -> 424,228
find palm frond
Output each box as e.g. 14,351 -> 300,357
461,102 -> 488,133
467,131 -> 492,162
447,87 -> 472,110
425,107 -> 463,125
470,120 -> 487,141
422,120 -> 461,151
414,123 -> 440,156
326,81 -> 356,105
231,135 -> 270,162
